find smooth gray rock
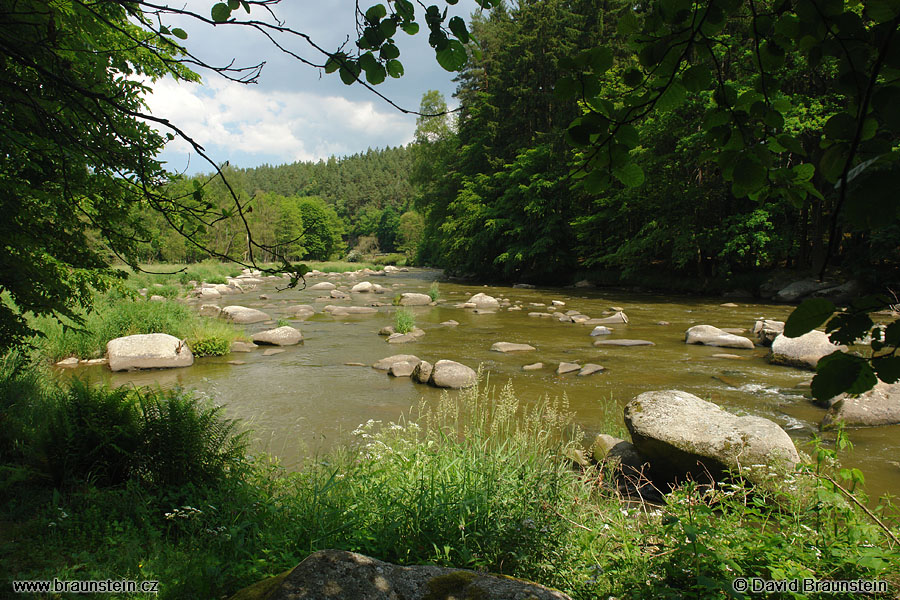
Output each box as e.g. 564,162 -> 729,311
490,342 -> 536,353
823,382 -> 900,427
591,312 -> 629,325
227,549 -> 571,600
399,293 -> 432,306
230,341 -> 258,353
412,360 -> 433,384
557,362 -> 580,375
752,319 -> 784,346
466,292 -> 500,308
441,320 -> 459,327
770,331 -> 846,370
594,339 -> 655,347
351,281 -> 374,293
324,305 -> 378,315
590,326 -> 613,336
373,354 -> 421,371
199,304 -> 222,318
389,361 -> 416,377
625,390 -> 800,484
222,306 -> 271,324
578,363 -> 606,376
309,281 -> 336,291
774,278 -> 834,302
522,362 -> 544,371
263,348 -> 285,356
107,333 -> 193,372
330,289 -> 350,299
387,333 -> 418,344
430,359 -> 477,389
252,326 -> 302,346
55,357 -> 79,368
685,325 -> 754,349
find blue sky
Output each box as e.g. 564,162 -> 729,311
145,1 -> 484,174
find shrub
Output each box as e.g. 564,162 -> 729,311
394,308 -> 415,334
345,249 -> 362,263
188,337 -> 231,357
428,281 -> 440,302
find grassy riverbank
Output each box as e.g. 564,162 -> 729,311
1,358 -> 897,599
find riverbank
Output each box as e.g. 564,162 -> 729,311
2,354 -> 898,599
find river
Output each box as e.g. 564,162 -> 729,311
85,268 -> 899,500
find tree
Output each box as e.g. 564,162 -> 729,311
0,0 -> 494,351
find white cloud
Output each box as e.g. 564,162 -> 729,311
146,76 -> 416,169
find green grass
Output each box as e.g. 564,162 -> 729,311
428,281 -> 440,302
117,260 -> 242,291
32,294 -> 240,362
1,367 -> 897,600
394,308 -> 416,334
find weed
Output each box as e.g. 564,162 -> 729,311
428,281 -> 440,302
394,308 -> 415,334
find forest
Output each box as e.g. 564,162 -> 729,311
144,0 -> 900,295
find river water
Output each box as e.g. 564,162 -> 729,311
85,268 -> 899,500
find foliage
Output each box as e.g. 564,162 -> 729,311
188,337 -> 231,358
394,308 -> 416,334
428,281 -> 440,302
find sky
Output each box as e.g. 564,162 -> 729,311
145,1 -> 485,175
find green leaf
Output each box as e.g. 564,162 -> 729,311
656,82 -> 686,112
241,1 -> 251,13
366,4 -> 387,22
364,62 -> 386,84
171,27 -> 188,40
401,22 -> 420,35
623,68 -> 643,88
682,65 -> 711,92
824,112 -> 857,141
324,53 -> 344,74
792,163 -> 815,182
386,59 -> 404,78
615,124 -> 640,149
825,312 -> 873,345
448,16 -> 469,43
380,43 -> 400,60
613,162 -> 645,187
812,352 -> 876,402
784,298 -> 836,338
732,156 -> 767,196
819,144 -> 848,183
339,63 -> 360,85
867,0 -> 900,23
589,46 -> 613,73
436,39 -> 467,71
211,3 -> 231,23
227,0 -> 240,9
873,356 -> 900,383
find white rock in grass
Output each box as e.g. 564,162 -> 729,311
107,333 -> 193,372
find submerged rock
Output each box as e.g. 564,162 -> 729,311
226,549 -> 571,600
625,390 -> 800,485
490,342 -> 536,353
685,325 -> 754,349
590,326 -> 613,336
591,312 -> 629,325
557,362 -> 580,375
107,333 -> 193,372
230,341 -> 258,353
522,362 -> 544,371
593,339 -> 655,347
578,363 -> 606,376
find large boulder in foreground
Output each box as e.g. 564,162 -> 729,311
769,331 -> 845,370
107,333 -> 193,372
222,306 -> 271,324
228,549 -> 571,600
251,326 -> 302,346
624,390 -> 799,484
823,382 -> 900,427
430,360 -> 477,389
685,325 -> 754,349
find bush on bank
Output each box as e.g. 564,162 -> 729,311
1,361 -> 897,599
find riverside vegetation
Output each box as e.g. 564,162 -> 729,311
2,347 -> 899,598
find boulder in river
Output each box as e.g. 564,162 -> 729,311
822,382 -> 900,427
226,549 -> 571,600
430,359 -> 477,389
399,293 -> 432,306
199,304 -> 222,318
285,305 -> 316,319
591,312 -> 629,325
107,333 -> 193,372
752,319 -> 784,346
490,342 -> 536,353
230,341 -> 258,353
222,306 -> 271,324
557,362 -> 580,375
373,354 -> 421,371
324,305 -> 378,316
685,325 -> 754,349
351,281 -> 374,293
769,331 -> 845,370
774,278 -> 834,303
389,361 -> 416,377
590,326 -> 613,336
522,362 -> 543,371
466,292 -> 500,308
252,326 -> 302,346
578,364 -> 606,376
309,281 -> 336,291
594,339 -> 655,347
413,360 -> 433,384
624,390 -> 800,485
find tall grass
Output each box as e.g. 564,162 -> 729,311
32,296 -> 239,361
394,308 -> 416,334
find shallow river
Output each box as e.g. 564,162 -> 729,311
83,268 -> 899,500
